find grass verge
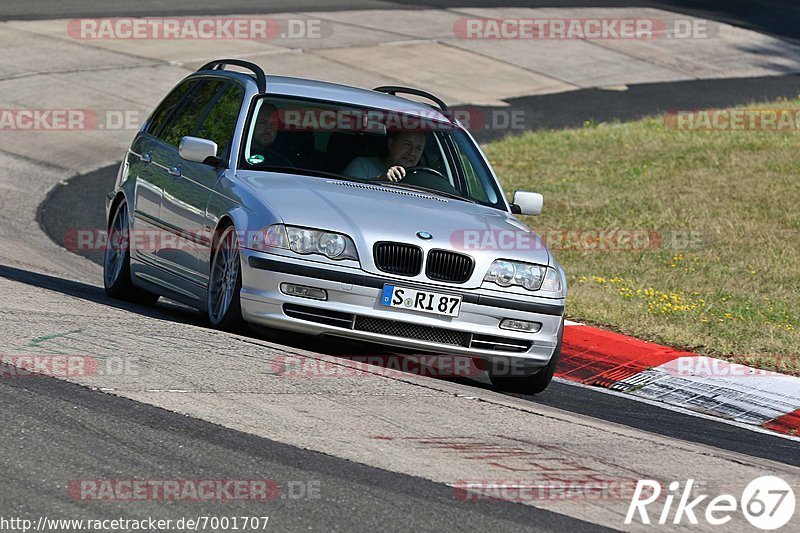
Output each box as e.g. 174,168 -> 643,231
484,98 -> 800,373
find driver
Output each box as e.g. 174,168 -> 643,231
250,103 -> 294,168
343,130 -> 425,182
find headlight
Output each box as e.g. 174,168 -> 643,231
489,260 -> 516,286
484,260 -> 561,292
255,224 -> 358,260
316,232 -> 347,258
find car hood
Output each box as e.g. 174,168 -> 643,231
239,172 -> 551,278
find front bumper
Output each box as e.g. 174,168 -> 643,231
239,251 -> 564,368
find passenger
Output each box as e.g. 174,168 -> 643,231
343,130 -> 425,182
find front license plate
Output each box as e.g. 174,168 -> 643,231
380,284 -> 462,317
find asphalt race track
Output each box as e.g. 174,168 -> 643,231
2,372 -> 607,532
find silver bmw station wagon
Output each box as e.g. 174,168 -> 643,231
104,59 -> 566,393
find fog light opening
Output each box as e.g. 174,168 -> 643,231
499,319 -> 541,333
280,283 -> 327,301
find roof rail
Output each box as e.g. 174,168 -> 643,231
373,86 -> 451,116
198,59 -> 266,93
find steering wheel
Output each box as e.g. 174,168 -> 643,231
405,166 -> 446,179
400,166 -> 461,196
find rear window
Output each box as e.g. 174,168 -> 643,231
196,83 -> 244,159
145,79 -> 198,138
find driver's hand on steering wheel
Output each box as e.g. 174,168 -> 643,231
384,165 -> 406,182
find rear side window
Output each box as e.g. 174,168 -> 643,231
146,80 -> 197,138
160,80 -> 224,147
196,83 -> 244,159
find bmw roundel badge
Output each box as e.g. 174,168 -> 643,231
416,231 -> 433,240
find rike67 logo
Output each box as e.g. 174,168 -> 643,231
626,477 -> 795,530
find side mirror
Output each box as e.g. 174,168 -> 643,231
179,136 -> 221,166
511,191 -> 543,216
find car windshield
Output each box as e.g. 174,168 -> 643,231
239,96 -> 505,209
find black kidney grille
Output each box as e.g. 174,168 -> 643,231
426,250 -> 474,283
373,242 -> 423,276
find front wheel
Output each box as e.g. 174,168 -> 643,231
488,320 -> 564,394
103,200 -> 159,305
207,224 -> 244,331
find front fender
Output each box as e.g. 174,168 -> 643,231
206,173 -> 283,250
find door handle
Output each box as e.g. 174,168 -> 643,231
140,152 -> 152,164
168,165 -> 182,177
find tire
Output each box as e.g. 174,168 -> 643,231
488,320 -> 564,395
207,223 -> 244,331
103,200 -> 159,305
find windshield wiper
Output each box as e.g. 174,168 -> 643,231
381,183 -> 478,204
